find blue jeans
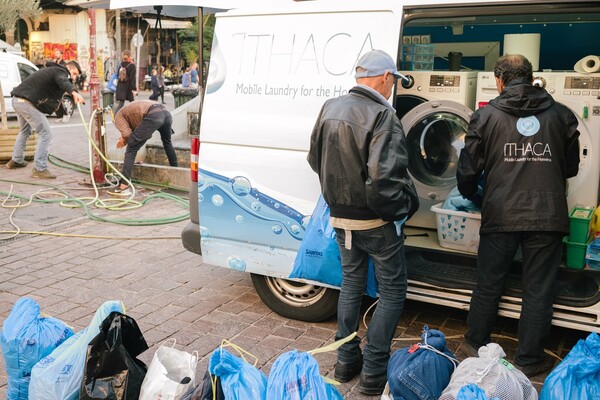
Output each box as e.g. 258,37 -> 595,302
11,97 -> 53,171
334,223 -> 407,375
465,231 -> 563,366
122,105 -> 178,182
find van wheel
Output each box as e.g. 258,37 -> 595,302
251,273 -> 339,322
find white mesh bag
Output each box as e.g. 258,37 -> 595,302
439,343 -> 538,400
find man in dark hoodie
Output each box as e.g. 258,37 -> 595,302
457,54 -> 580,377
5,61 -> 85,179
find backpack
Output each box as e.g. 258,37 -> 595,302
118,64 -> 128,82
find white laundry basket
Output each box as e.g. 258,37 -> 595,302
431,203 -> 481,253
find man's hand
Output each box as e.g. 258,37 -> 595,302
72,91 -> 85,104
133,91 -> 138,96
116,137 -> 127,149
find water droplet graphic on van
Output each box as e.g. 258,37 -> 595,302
251,202 -> 262,211
290,225 -> 301,235
227,256 -> 247,271
200,226 -> 210,238
232,176 -> 251,196
272,225 -> 283,234
236,215 -> 244,223
212,194 -> 224,207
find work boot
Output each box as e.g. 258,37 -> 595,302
31,168 -> 56,179
5,159 -> 28,169
514,356 -> 555,378
463,341 -> 481,358
358,371 -> 387,395
334,355 -> 363,383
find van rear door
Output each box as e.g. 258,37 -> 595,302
198,0 -> 404,276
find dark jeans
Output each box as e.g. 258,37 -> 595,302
465,231 -> 563,366
122,105 -> 178,182
334,223 -> 407,375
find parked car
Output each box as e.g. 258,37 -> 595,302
0,52 -> 75,118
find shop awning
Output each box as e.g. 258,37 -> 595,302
144,18 -> 192,30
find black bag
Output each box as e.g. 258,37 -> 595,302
180,370 -> 225,400
80,311 -> 149,400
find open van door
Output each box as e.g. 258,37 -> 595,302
195,0 -> 404,321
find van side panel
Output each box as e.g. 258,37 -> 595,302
199,6 -> 403,277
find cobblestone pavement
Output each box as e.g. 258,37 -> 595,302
0,90 -> 591,398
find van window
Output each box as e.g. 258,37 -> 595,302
18,63 -> 36,81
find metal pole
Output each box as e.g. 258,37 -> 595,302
115,10 -> 122,60
88,8 -> 107,183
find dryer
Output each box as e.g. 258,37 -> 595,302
396,71 -> 479,229
476,71 -> 600,211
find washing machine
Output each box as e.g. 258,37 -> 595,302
476,71 -> 600,210
396,71 -> 479,229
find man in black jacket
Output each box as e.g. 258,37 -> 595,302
457,54 -> 580,377
308,49 -> 418,395
5,61 -> 85,179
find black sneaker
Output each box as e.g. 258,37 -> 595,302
358,371 -> 387,395
463,341 -> 481,358
333,355 -> 363,383
514,356 -> 555,378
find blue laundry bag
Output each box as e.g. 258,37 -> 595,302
290,195 -> 378,297
208,346 -> 267,400
457,384 -> 500,400
266,349 -> 342,400
539,332 -> 600,400
0,297 -> 74,400
388,326 -> 458,400
28,300 -> 125,400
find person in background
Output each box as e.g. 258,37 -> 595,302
158,66 -> 166,104
110,100 -> 178,196
190,62 -> 199,88
5,61 -> 85,178
113,50 -> 137,115
164,65 -> 173,80
149,68 -> 160,101
181,67 -> 191,88
457,54 -> 580,378
53,49 -> 66,66
307,49 -> 418,396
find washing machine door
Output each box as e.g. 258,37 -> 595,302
401,100 -> 473,229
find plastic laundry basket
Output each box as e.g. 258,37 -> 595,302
431,203 -> 481,253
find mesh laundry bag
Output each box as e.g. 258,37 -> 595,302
439,343 -> 538,400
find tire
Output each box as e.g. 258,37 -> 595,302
251,273 -> 339,322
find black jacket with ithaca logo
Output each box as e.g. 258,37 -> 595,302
307,85 -> 418,222
457,78 -> 580,234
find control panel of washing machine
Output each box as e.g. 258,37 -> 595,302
429,75 -> 461,87
565,76 -> 600,90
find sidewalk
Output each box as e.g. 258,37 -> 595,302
0,90 -> 590,398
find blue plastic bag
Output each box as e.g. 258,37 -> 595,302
539,332 -> 600,400
0,298 -> 74,400
208,346 -> 267,400
28,300 -> 125,400
290,195 -> 378,297
106,64 -> 120,92
457,384 -> 500,400
388,326 -> 458,400
266,350 -> 342,400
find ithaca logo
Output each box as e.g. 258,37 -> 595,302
305,249 -> 323,257
504,142 -> 552,157
516,116 -> 540,137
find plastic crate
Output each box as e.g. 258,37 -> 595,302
563,236 -> 588,270
401,44 -> 435,71
569,207 -> 593,243
431,203 -> 481,253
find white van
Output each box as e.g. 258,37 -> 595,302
0,52 -> 37,115
182,0 -> 600,332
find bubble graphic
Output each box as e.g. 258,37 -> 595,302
290,224 -> 301,235
212,194 -> 224,207
235,215 -> 244,223
301,216 -> 311,229
231,176 -> 252,196
200,226 -> 210,238
274,203 -> 281,209
198,175 -> 206,188
272,225 -> 283,235
227,256 -> 247,271
251,202 -> 262,212
198,194 -> 204,202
